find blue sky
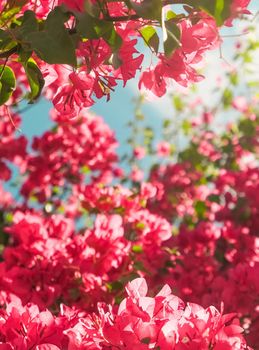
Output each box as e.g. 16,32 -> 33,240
18,64 -> 164,159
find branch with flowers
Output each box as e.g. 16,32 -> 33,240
0,0 -> 251,117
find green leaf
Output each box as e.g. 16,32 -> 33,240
163,119 -> 171,128
194,200 -> 207,219
23,58 -> 45,103
0,30 -> 15,54
207,194 -> 220,203
222,88 -> 233,108
0,6 -> 23,26
163,20 -> 181,57
84,0 -> 101,17
129,0 -> 162,20
135,222 -> 145,230
166,10 -> 177,20
76,13 -> 122,52
24,7 -> 76,66
0,65 -> 16,106
239,119 -> 255,137
198,0 -> 232,25
133,260 -> 147,272
18,41 -> 32,61
81,165 -> 91,174
229,71 -> 239,86
4,212 -> 13,223
132,245 -> 143,253
173,95 -> 184,111
140,26 -> 159,53
0,30 -> 9,41
102,26 -> 122,52
76,13 -> 102,39
182,119 -> 192,135
18,10 -> 38,39
106,280 -> 123,292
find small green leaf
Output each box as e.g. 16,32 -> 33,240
194,200 -> 207,219
222,88 -> 233,108
102,26 -> 122,52
4,212 -> 13,223
173,95 -> 184,111
140,26 -> 159,53
166,10 -> 177,20
132,245 -> 143,253
111,206 -> 124,216
163,20 -> 181,57
141,338 -> 151,345
23,58 -> 45,103
106,281 -> 123,292
135,222 -> 145,230
163,119 -> 171,128
229,71 -> 238,86
0,65 -> 16,106
207,194 -> 220,203
81,165 -> 91,174
182,119 -> 192,135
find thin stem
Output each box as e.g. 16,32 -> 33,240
163,0 -> 196,5
104,14 -> 140,22
0,45 -> 18,59
5,105 -> 22,133
0,57 -> 8,78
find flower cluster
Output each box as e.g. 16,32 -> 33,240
0,0 -> 251,117
21,110 -> 118,202
0,107 -> 27,181
0,278 -> 252,349
143,111 -> 259,348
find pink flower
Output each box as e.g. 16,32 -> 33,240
140,16 -> 219,97
133,146 -> 146,159
157,141 -> 171,157
203,112 -> 214,124
58,0 -> 85,11
53,72 -> 94,118
115,39 -> 144,86
130,166 -> 144,182
232,96 -> 249,113
225,0 -> 251,26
